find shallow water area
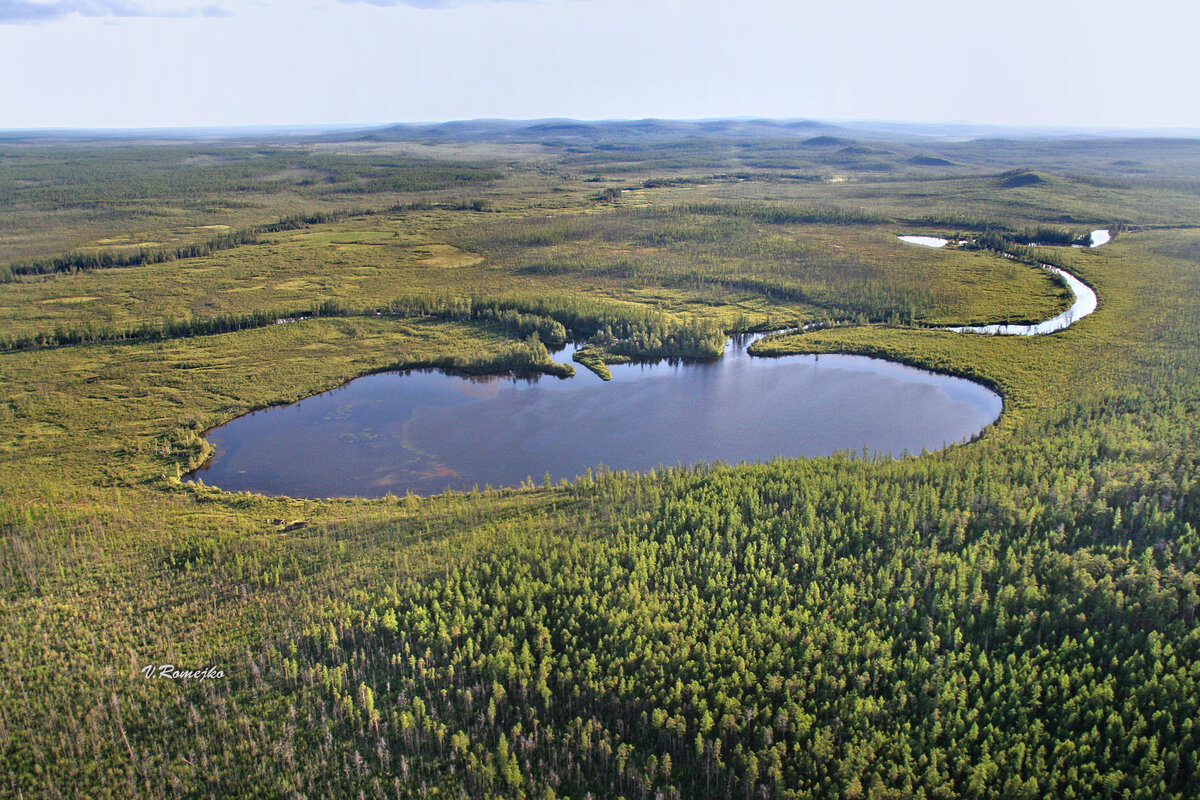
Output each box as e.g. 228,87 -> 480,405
186,334 -> 1002,498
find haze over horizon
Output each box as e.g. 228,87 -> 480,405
7,116 -> 1200,138
0,0 -> 1196,131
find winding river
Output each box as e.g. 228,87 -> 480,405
898,229 -> 1106,335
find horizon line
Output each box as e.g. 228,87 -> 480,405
3,116 -> 1200,138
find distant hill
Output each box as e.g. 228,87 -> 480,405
839,145 -> 892,155
351,118 -> 853,146
909,155 -> 958,166
1000,170 -> 1048,188
802,135 -> 853,147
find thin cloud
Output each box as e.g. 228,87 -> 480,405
340,0 -> 600,9
342,0 -> 457,7
0,0 -> 229,23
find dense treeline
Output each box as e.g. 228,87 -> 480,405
0,293 -> 729,370
390,295 -> 726,361
0,297 -> 566,354
641,176 -> 711,188
683,201 -> 890,226
418,332 -> 573,378
5,211 -> 351,278
969,231 -> 1078,271
582,314 -> 726,362
0,307 -> 306,351
377,295 -> 570,347
393,198 -> 494,212
1008,226 -> 1086,246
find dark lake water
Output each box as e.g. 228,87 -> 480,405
186,335 -> 1002,498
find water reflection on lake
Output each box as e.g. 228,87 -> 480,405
187,335 -> 1002,498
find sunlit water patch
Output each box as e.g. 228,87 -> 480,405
898,235 -> 950,247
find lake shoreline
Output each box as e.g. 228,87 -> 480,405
185,329 -> 1001,498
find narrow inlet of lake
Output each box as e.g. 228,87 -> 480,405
186,335 -> 1002,498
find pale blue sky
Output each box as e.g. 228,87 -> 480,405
0,0 -> 1195,130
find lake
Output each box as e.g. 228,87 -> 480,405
186,334 -> 1002,498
